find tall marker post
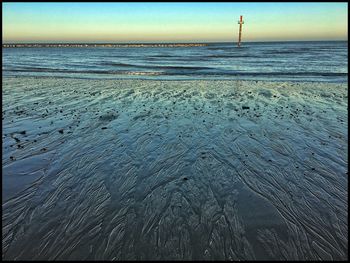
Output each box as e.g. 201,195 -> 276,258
237,15 -> 244,47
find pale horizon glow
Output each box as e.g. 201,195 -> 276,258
2,2 -> 348,43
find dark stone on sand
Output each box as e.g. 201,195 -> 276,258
242,106 -> 250,110
101,127 -> 107,130
19,130 -> 26,135
58,129 -> 64,134
183,177 -> 188,181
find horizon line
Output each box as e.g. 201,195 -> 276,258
3,39 -> 348,45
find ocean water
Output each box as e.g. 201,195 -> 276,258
2,41 -> 348,82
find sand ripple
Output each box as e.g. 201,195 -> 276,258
2,77 -> 348,260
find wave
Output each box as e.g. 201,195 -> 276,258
206,55 -> 257,58
4,68 -> 347,77
3,68 -> 165,76
100,62 -> 212,71
100,62 -> 134,67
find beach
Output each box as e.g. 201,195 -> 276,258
2,76 -> 348,260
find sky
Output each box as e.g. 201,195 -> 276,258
2,2 -> 348,43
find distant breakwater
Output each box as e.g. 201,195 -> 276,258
2,43 -> 208,48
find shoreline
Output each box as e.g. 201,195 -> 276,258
3,74 -> 348,84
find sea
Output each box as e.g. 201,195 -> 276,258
2,41 -> 348,82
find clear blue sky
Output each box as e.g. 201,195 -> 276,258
3,2 -> 348,43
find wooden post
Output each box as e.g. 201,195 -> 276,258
238,15 -> 244,47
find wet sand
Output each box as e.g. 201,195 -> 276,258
2,77 -> 348,260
